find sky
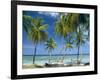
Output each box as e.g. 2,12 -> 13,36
22,11 -> 90,55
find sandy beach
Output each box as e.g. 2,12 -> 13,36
22,62 -> 89,69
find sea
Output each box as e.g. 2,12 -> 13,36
23,54 -> 89,65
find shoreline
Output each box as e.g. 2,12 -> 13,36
22,62 -> 90,69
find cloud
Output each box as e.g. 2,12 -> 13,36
38,12 -> 59,18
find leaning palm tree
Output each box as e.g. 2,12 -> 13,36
55,13 -> 73,55
55,13 -> 77,62
45,38 -> 57,64
23,15 -> 48,64
61,33 -> 74,62
61,43 -> 73,62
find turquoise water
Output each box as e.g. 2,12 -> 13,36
23,54 -> 89,65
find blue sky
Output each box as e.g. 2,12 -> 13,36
22,11 -> 89,55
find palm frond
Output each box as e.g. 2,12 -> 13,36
39,24 -> 48,30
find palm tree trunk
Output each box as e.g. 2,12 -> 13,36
33,44 -> 37,64
79,46 -> 82,64
77,46 -> 80,64
77,26 -> 80,64
59,43 -> 65,62
48,51 -> 51,64
49,52 -> 52,64
61,49 -> 67,63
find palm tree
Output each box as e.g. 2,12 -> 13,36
55,13 -> 72,55
61,33 -> 74,62
55,13 -> 76,62
75,14 -> 89,64
76,28 -> 86,64
23,15 -> 48,64
61,43 -> 73,62
45,38 -> 57,64
55,13 -> 73,38
65,13 -> 89,64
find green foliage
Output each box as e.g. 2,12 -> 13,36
23,15 -> 33,33
66,43 -> 73,49
64,33 -> 74,50
66,13 -> 79,32
45,38 -> 57,53
23,15 -> 48,44
55,13 -> 71,38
